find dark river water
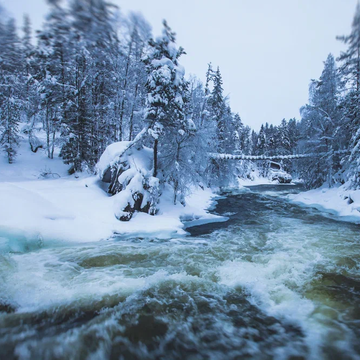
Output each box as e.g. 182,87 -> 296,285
1,185 -> 360,360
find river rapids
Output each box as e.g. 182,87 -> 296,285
1,185 -> 360,360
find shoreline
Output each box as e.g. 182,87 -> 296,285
0,175 -> 226,250
288,185 -> 360,225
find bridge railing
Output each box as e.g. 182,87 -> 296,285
210,149 -> 350,161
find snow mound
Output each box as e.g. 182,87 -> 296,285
289,183 -> 360,223
0,134 -> 223,245
96,141 -> 131,179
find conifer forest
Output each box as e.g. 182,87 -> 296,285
1,1 -> 360,360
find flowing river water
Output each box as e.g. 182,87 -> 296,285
1,185 -> 360,360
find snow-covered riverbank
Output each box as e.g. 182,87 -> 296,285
4,136 -> 360,250
0,142 -> 223,246
0,177 -> 222,246
288,184 -> 360,223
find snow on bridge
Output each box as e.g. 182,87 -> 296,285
210,149 -> 350,161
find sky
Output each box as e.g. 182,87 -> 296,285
2,0 -> 358,130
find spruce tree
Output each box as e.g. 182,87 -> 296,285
337,4 -> 360,188
0,19 -> 22,163
143,20 -> 189,203
299,54 -> 341,188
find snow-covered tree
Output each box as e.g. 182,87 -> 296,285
117,13 -> 151,142
299,54 -> 341,188
143,20 -> 192,204
59,0 -> 120,172
0,18 -> 22,163
337,4 -> 360,188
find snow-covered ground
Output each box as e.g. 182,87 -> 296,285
238,177 -> 277,187
237,168 -> 274,186
0,137 -> 224,248
288,183 -> 360,223
238,166 -> 360,225
237,168 -> 295,187
7,132 -> 357,250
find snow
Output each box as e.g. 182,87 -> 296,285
0,136 -> 223,247
0,176 -> 222,246
288,183 -> 360,223
238,176 -> 275,187
237,167 -> 293,187
187,118 -> 196,131
147,122 -> 163,140
0,173 -> 221,245
0,131 -> 69,182
96,127 -> 149,179
96,141 -> 131,179
151,58 -> 173,68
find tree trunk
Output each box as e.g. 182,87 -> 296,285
51,129 -> 56,159
173,140 -> 181,205
153,138 -> 158,177
119,37 -> 134,141
128,82 -> 139,141
173,180 -> 178,205
46,105 -> 51,159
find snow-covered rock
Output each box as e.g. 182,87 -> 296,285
96,141 -> 131,180
97,141 -> 160,221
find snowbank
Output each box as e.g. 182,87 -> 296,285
0,135 -> 69,182
288,184 -> 360,223
0,128 -> 229,248
0,132 -> 226,246
0,153 -> 222,249
0,174 -> 222,247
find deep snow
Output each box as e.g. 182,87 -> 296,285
2,133 -> 359,249
0,136 -> 223,247
288,183 -> 360,223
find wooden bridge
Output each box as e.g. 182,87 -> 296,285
210,149 -> 350,161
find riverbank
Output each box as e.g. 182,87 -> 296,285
0,175 -> 223,246
288,183 -> 360,223
0,141 -> 223,246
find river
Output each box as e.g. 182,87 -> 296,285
1,185 -> 360,360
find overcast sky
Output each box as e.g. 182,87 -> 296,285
2,0 -> 358,129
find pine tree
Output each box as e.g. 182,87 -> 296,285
211,67 -> 226,151
0,18 -> 22,163
200,63 -> 213,128
299,54 -> 341,188
21,14 -> 38,129
233,113 -> 243,154
337,4 -> 360,188
277,119 -> 291,155
35,0 -> 73,159
60,0 -> 119,172
256,125 -> 267,155
120,13 -> 151,141
143,20 -> 189,204
186,74 -> 216,187
287,118 -> 299,152
206,67 -> 237,187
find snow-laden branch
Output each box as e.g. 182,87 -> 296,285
117,126 -> 149,157
96,126 -> 149,179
